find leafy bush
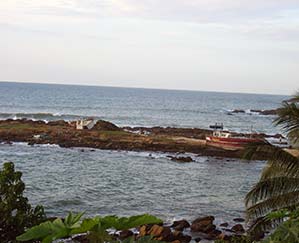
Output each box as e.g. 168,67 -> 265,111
215,235 -> 253,243
259,209 -> 299,243
0,162 -> 46,242
17,212 -> 163,243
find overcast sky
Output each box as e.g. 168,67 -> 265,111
1,1 -> 299,95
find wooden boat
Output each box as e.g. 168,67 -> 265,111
206,130 -> 264,150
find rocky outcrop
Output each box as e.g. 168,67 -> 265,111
231,224 -> 245,234
0,118 -> 276,159
231,109 -> 278,116
191,216 -> 215,233
92,120 -> 121,131
47,120 -> 69,126
167,156 -> 194,163
233,217 -> 245,223
171,219 -> 190,231
138,224 -> 191,243
231,109 -> 245,113
70,215 -> 249,243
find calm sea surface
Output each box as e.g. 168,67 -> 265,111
0,82 -> 288,222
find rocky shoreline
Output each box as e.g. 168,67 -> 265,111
0,119 -> 283,160
71,215 -> 255,243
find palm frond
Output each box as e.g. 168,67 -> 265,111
244,144 -> 299,178
247,215 -> 283,236
288,128 -> 299,144
246,191 -> 299,220
274,101 -> 299,134
245,177 -> 299,207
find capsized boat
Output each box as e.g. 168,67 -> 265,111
206,130 -> 265,150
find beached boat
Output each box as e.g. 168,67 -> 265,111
206,130 -> 264,150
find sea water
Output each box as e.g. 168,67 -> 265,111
0,82 -> 287,221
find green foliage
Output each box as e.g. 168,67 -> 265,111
274,93 -> 299,146
262,218 -> 299,243
17,213 -> 163,243
215,235 -> 253,243
244,93 -> 299,235
0,162 -> 46,242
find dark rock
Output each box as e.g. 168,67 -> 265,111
232,109 -> 245,113
216,233 -> 231,241
251,230 -> 265,241
167,156 -> 194,163
92,120 -> 121,131
250,109 -> 262,113
259,109 -> 278,115
204,229 -> 222,240
194,237 -> 202,242
148,224 -> 164,237
231,224 -> 245,234
119,230 -> 134,240
233,217 -> 245,223
171,219 -> 190,231
171,231 -> 192,243
48,120 -> 68,126
219,222 -> 229,228
191,216 -> 215,233
160,227 -> 173,241
72,234 -> 89,243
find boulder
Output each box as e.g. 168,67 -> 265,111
171,219 -> 190,231
216,233 -> 231,241
92,120 -> 121,131
139,225 -> 147,237
191,216 -> 215,233
231,224 -> 245,234
233,217 -> 245,223
159,227 -> 173,241
219,222 -> 229,228
148,225 -> 165,237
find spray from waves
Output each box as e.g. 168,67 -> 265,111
0,112 -> 103,122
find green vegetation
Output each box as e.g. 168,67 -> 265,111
0,162 -> 46,242
260,209 -> 299,243
0,123 -> 36,130
17,212 -> 163,243
244,92 -> 299,241
215,235 -> 253,243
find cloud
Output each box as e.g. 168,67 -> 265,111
2,0 -> 299,22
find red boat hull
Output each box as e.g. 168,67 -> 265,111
206,136 -> 263,150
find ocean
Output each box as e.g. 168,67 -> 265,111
0,81 -> 288,223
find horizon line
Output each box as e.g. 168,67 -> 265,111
0,80 -> 290,96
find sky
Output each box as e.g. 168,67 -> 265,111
0,1 -> 299,95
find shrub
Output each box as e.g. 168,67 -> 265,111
17,213 -> 163,243
0,162 -> 46,242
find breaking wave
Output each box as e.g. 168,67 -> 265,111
0,112 -> 102,122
